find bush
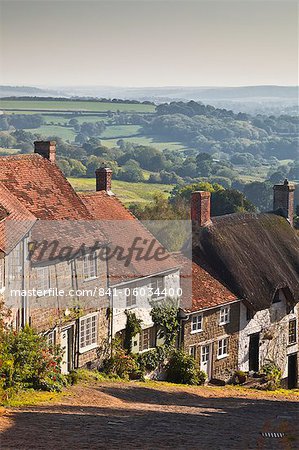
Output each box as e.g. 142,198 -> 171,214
137,346 -> 167,373
233,370 -> 247,385
259,361 -> 282,390
166,350 -> 206,385
0,326 -> 65,392
103,340 -> 137,379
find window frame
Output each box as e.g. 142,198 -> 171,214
189,345 -> 197,359
83,253 -> 98,281
288,319 -> 297,345
191,314 -> 203,333
0,258 -> 5,292
219,306 -> 230,325
79,312 -> 98,352
126,287 -> 138,308
150,277 -> 165,300
217,337 -> 229,359
139,327 -> 155,352
35,266 -> 50,295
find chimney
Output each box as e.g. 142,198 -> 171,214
95,167 -> 113,195
191,191 -> 211,226
273,179 -> 295,226
34,141 -> 56,163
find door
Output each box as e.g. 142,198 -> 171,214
200,344 -> 212,379
60,326 -> 74,374
249,333 -> 260,372
288,354 -> 298,389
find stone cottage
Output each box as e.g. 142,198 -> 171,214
188,182 -> 299,387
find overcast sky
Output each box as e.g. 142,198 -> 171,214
0,0 -> 298,87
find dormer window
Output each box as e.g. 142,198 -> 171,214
273,290 -> 281,303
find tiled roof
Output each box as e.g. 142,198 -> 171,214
172,253 -> 238,312
81,191 -> 180,283
0,154 -> 94,220
0,182 -> 36,253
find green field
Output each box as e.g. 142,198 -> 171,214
100,135 -> 190,152
69,177 -> 173,204
100,125 -> 141,139
0,99 -> 155,113
29,125 -> 77,141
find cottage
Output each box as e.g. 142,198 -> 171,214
80,168 -> 181,353
187,183 -> 299,387
0,142 -> 110,372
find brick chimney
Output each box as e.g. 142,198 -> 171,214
34,141 -> 56,163
95,167 -> 113,195
191,191 -> 211,226
273,179 -> 295,226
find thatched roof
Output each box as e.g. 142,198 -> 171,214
193,213 -> 299,311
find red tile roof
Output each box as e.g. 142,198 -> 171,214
80,191 -> 180,283
0,182 -> 36,253
172,253 -> 238,312
0,154 -> 94,220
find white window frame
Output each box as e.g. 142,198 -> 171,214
79,313 -> 98,352
191,314 -> 203,333
83,253 -> 98,281
150,277 -> 165,299
0,258 -> 5,292
45,329 -> 56,348
288,319 -> 297,345
189,345 -> 197,359
36,266 -> 50,294
9,244 -> 22,281
201,345 -> 210,363
217,337 -> 228,359
126,287 -> 137,308
219,306 -> 230,325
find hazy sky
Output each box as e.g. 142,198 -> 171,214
0,0 -> 298,87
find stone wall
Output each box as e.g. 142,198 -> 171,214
183,301 -> 240,382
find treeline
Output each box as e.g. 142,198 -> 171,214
0,114 -> 44,130
1,96 -> 155,105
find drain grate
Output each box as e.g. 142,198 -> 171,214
261,432 -> 286,438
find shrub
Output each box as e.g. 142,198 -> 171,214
137,346 -> 167,373
166,350 -> 207,385
103,340 -> 137,379
260,360 -> 282,390
233,370 -> 247,385
0,326 -> 65,392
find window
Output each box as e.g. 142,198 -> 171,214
218,338 -> 228,358
189,345 -> 197,359
219,306 -> 230,325
139,327 -> 155,351
9,245 -> 22,281
273,290 -> 281,303
126,287 -> 137,307
289,320 -> 297,345
83,254 -> 97,280
0,258 -> 5,291
150,277 -> 165,299
201,345 -> 210,363
45,330 -> 56,348
191,314 -> 203,333
36,266 -> 50,293
79,314 -> 98,351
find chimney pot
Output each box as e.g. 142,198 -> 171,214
273,179 -> 295,226
34,141 -> 56,163
191,191 -> 211,226
95,167 -> 113,194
